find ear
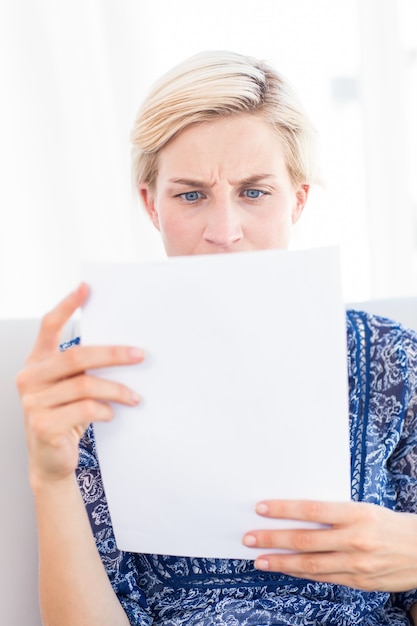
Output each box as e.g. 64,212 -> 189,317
292,184 -> 309,224
139,184 -> 160,231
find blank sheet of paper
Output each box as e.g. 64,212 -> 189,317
81,248 -> 351,559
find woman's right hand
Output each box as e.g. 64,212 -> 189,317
16,283 -> 145,489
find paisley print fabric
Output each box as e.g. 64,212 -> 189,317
67,311 -> 417,624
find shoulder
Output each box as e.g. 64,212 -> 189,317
346,307 -> 416,333
346,308 -> 417,352
346,309 -> 417,393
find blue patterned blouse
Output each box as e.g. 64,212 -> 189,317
68,310 -> 417,625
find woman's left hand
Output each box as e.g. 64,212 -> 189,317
242,499 -> 417,592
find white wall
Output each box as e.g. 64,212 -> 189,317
1,0 -> 416,318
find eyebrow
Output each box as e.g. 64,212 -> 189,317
167,178 -> 215,188
167,174 -> 276,187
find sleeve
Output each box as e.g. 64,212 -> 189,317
386,326 -> 417,612
60,338 -> 153,625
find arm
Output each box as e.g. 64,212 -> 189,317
35,475 -> 131,626
17,284 -> 145,626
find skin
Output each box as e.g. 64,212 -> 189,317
17,113 -> 417,625
244,500 -> 417,594
17,284 -> 140,626
139,114 -> 308,255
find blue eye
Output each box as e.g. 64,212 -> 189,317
243,189 -> 265,199
180,191 -> 203,202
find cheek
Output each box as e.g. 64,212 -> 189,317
260,202 -> 294,229
159,213 -> 187,236
258,207 -> 294,247
158,211 -> 202,252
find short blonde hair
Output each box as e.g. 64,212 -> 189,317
131,50 -> 318,189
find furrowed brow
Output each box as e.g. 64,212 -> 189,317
236,174 -> 276,185
168,174 -> 276,187
168,178 -> 215,188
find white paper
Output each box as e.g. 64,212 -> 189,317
81,248 -> 351,559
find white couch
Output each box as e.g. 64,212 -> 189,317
0,319 -> 76,626
1,300 -> 416,625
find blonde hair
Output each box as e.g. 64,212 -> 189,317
131,50 -> 318,189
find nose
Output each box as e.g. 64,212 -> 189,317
203,201 -> 243,249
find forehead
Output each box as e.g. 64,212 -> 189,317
156,114 -> 288,182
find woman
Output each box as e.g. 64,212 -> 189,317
17,51 -> 417,625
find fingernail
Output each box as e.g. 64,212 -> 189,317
255,558 -> 269,570
129,348 -> 145,361
256,502 -> 269,515
75,282 -> 87,294
130,392 -> 141,405
243,534 -> 257,546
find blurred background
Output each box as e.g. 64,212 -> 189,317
1,0 -> 416,317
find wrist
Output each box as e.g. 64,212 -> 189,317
30,469 -> 78,496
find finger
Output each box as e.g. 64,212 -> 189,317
255,500 -> 356,526
28,283 -> 89,362
254,550 -> 349,578
28,399 -> 115,442
243,526 -> 343,553
20,344 -> 145,390
29,374 -> 141,409
253,550 -> 388,592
